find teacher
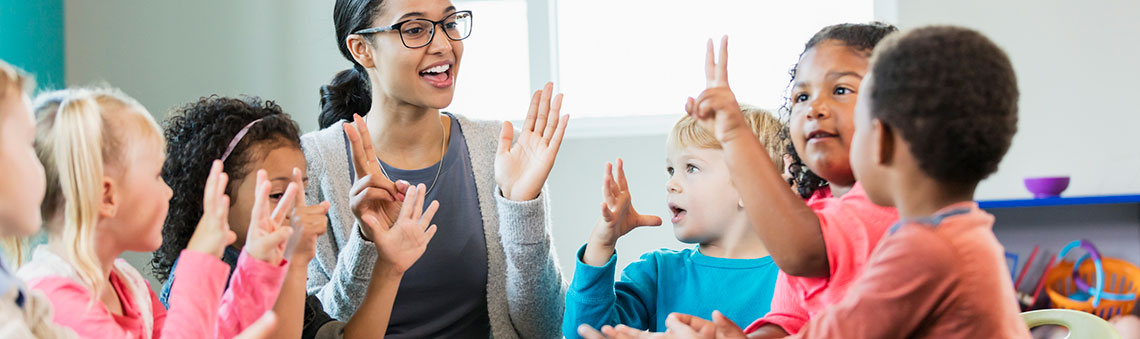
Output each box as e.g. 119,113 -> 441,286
301,0 -> 568,338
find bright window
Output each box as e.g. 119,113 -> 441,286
448,0 -> 874,126
556,0 -> 874,118
445,0 -> 532,120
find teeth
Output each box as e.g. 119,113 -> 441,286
423,64 -> 450,74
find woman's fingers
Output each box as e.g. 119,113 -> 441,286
534,82 -> 553,136
523,90 -> 542,132
412,183 -> 427,221
344,122 -> 369,179
420,200 -> 440,229
350,174 -> 398,201
547,114 -> 569,154
352,114 -> 379,173
541,93 -> 563,144
398,184 -> 419,221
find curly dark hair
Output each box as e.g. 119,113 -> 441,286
151,95 -> 302,282
868,26 -> 1018,185
779,22 -> 898,198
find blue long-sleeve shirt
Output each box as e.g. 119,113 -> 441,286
563,244 -> 780,338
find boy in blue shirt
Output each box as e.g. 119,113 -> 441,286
563,107 -> 785,338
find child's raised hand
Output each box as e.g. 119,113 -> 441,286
685,36 -> 750,145
362,183 -> 439,274
244,169 -> 298,265
584,158 -> 662,266
187,160 -> 238,258
344,114 -> 409,242
286,168 -> 330,263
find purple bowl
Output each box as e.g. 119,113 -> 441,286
1024,176 -> 1070,198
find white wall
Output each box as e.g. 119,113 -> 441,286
877,0 -> 1140,200
61,0 -> 1140,285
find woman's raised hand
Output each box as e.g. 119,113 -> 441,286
494,82 -> 570,201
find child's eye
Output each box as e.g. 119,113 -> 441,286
666,166 -> 674,176
269,193 -> 284,200
686,164 -> 699,174
834,87 -> 853,95
794,93 -> 809,103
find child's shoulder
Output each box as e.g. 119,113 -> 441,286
636,247 -> 695,262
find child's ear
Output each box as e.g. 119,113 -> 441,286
99,177 -> 118,218
872,118 -> 895,166
346,35 -> 376,68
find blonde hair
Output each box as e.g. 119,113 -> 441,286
32,87 -> 162,298
0,60 -> 34,266
670,105 -> 789,169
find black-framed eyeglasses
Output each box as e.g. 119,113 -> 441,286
353,10 -> 473,49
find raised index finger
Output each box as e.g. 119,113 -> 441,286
344,121 -> 369,180
353,114 -> 381,175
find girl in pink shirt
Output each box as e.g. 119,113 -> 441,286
15,87 -> 297,339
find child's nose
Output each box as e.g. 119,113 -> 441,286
808,99 -> 832,120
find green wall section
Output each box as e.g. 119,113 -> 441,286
0,0 -> 65,90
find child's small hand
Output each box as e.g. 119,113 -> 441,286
244,169 -> 299,265
685,36 -> 750,145
584,158 -> 662,266
187,160 -> 238,258
362,183 -> 439,274
287,168 -> 330,263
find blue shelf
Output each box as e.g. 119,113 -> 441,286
978,194 -> 1140,209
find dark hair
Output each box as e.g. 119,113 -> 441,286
319,0 -> 386,129
151,95 -> 302,282
779,22 -> 899,198
868,26 -> 1018,185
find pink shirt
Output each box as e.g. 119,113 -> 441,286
790,202 -> 1030,338
21,249 -> 287,339
24,250 -> 227,339
746,183 -> 898,334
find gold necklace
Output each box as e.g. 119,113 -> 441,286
375,114 -> 447,194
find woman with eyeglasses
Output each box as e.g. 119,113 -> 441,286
302,0 -> 568,338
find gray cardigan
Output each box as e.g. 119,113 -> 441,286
302,114 -> 566,339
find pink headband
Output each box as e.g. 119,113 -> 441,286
220,118 -> 264,162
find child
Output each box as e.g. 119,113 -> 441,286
780,23 -> 1029,339
0,60 -> 76,338
671,23 -> 901,338
157,95 -> 439,338
16,87 -> 296,338
564,108 -> 787,338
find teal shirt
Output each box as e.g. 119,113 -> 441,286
563,244 -> 780,338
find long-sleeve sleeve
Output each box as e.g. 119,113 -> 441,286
157,249 -> 230,338
306,219 -> 380,321
563,245 -> 658,339
215,251 -> 289,338
496,187 -> 566,338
